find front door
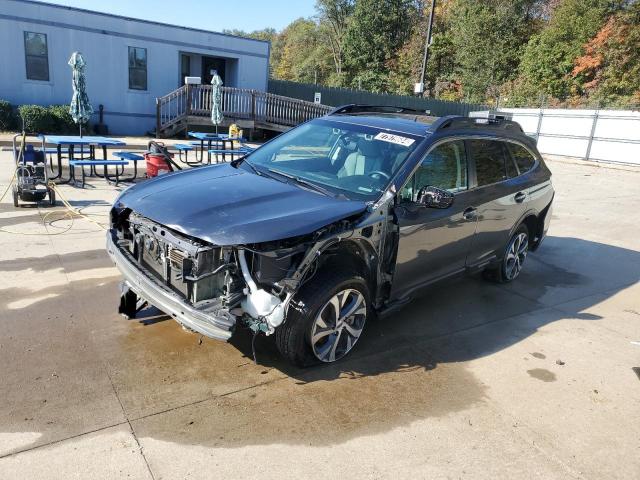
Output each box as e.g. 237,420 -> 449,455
201,57 -> 226,85
391,140 -> 478,298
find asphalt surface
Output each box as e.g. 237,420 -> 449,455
0,153 -> 639,479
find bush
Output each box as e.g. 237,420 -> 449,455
0,100 -> 17,131
17,104 -> 89,134
48,105 -> 81,133
18,105 -> 55,133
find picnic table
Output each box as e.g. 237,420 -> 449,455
207,146 -> 256,163
188,131 -> 247,163
40,135 -> 126,184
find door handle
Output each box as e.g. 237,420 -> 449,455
463,207 -> 477,220
514,191 -> 527,203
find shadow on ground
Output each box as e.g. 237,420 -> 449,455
1,236 -> 638,452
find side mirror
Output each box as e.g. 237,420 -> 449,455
417,186 -> 454,209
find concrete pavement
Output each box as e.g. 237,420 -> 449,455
0,153 -> 639,479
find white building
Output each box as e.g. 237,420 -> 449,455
0,0 -> 270,134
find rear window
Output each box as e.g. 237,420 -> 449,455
508,143 -> 537,174
469,139 -> 508,186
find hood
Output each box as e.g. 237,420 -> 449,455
114,163 -> 368,245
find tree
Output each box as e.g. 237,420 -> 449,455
571,1 -> 640,107
387,1 -> 457,96
518,0 -> 621,101
316,0 -> 355,85
447,0 -> 547,104
272,19 -> 333,84
342,0 -> 420,92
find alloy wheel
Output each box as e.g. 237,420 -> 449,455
310,288 -> 367,363
504,232 -> 528,281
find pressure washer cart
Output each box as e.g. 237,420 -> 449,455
12,133 -> 55,207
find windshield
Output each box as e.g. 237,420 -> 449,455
243,119 -> 422,201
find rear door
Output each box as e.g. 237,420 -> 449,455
465,138 -> 527,268
391,140 -> 478,297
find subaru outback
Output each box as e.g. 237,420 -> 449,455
108,105 -> 554,366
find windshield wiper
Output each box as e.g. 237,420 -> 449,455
267,168 -> 333,197
233,156 -> 262,176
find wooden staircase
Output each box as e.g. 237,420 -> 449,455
156,85 -> 332,138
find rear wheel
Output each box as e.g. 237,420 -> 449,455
275,270 -> 370,367
48,187 -> 56,206
483,224 -> 529,283
12,186 -> 19,208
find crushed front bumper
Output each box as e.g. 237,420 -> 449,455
106,232 -> 235,341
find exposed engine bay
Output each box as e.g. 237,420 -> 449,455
108,198 -> 396,339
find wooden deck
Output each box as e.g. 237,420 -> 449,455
156,85 -> 332,137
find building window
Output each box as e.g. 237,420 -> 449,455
128,46 -> 147,90
24,32 -> 49,81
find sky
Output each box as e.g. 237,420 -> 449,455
35,0 -> 317,33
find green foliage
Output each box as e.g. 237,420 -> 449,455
272,18 -> 334,84
316,0 -> 355,83
448,0 -> 544,104
48,105 -> 80,132
572,1 -> 640,106
342,0 -> 419,91
17,104 -> 87,134
262,0 -> 637,108
518,0 -> 618,100
0,100 -> 18,131
17,105 -> 54,133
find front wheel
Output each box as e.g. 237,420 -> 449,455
275,270 -> 370,367
484,224 -> 529,283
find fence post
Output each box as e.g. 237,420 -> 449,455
155,97 -> 161,138
535,98 -> 544,144
251,90 -> 256,123
185,84 -> 191,118
585,109 -> 599,161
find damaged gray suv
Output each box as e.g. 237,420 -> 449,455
108,106 -> 554,366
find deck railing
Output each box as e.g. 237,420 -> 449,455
156,85 -> 332,135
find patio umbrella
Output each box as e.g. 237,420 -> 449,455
210,72 -> 224,135
68,51 -> 93,137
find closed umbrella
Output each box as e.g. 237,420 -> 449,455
68,51 -> 93,137
210,72 -> 224,135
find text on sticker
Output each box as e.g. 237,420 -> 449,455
374,132 -> 415,147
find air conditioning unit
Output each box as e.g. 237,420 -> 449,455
184,76 -> 202,85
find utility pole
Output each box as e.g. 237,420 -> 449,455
416,0 -> 436,97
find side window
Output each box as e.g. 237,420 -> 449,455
469,139 -> 508,186
400,141 -> 467,201
507,143 -> 537,174
504,143 -> 519,178
24,32 -> 49,81
128,46 -> 148,90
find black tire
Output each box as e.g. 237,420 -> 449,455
48,188 -> 56,206
483,224 -> 530,283
12,186 -> 19,208
275,269 -> 370,367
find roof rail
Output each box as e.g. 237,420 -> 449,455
429,115 -> 524,134
329,104 -> 431,116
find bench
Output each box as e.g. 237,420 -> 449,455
113,151 -> 144,182
43,147 -> 70,155
69,159 -> 129,187
173,144 -> 198,165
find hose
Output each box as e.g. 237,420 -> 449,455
0,170 -> 107,236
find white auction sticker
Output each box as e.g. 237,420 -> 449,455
374,132 -> 415,147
